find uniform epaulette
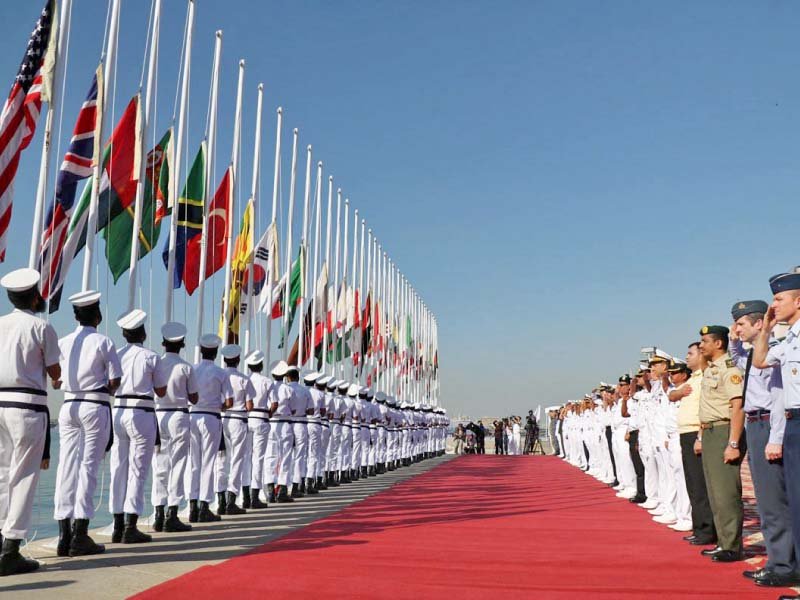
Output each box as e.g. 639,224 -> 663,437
725,358 -> 735,368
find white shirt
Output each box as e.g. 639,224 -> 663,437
288,381 -> 313,420
59,325 -> 122,402
0,309 -> 60,402
154,352 -> 197,409
309,387 -> 326,417
766,320 -> 800,410
248,372 -> 273,413
225,367 -> 256,412
192,359 -> 233,413
115,343 -> 159,407
270,381 -> 293,418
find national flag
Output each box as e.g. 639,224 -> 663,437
38,68 -> 102,309
162,143 -> 205,288
0,0 -> 58,261
252,221 -> 279,311
219,198 -> 254,342
278,245 -> 305,348
103,128 -> 171,282
184,166 -> 230,294
268,270 -> 288,319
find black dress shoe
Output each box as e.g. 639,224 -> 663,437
711,550 -> 742,562
742,568 -> 768,580
629,495 -> 647,504
755,571 -> 800,587
690,537 -> 718,546
701,546 -> 722,556
682,535 -> 697,542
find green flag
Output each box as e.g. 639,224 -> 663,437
103,129 -> 171,282
278,245 -> 305,348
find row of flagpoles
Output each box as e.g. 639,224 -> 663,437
0,0 -> 440,406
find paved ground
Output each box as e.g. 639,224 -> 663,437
0,456 -> 452,600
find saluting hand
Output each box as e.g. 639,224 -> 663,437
765,443 -> 783,461
765,306 -> 779,333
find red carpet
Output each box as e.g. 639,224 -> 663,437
133,456 -> 794,599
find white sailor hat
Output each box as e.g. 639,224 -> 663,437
220,344 -> 241,359
347,383 -> 360,397
316,375 -> 332,386
337,381 -> 350,392
413,403 -> 421,410
69,290 -> 101,307
271,360 -> 289,377
199,334 -> 221,349
375,391 -> 387,402
286,364 -> 299,374
116,308 -> 146,331
245,350 -> 264,366
326,378 -> 339,391
303,371 -> 320,384
358,386 -> 369,397
0,268 -> 40,292
161,321 -> 187,342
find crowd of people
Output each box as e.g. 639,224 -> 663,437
0,269 -> 449,577
452,414 -> 542,455
546,270 -> 800,599
452,421 -> 486,454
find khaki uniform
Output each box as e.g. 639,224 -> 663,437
700,353 -> 744,552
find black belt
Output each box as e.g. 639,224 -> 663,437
786,408 -> 800,420
64,398 -> 113,452
271,419 -> 293,424
321,422 -> 330,428
114,405 -> 155,413
0,386 -> 47,396
68,386 -> 110,394
249,408 -> 271,421
223,414 -> 248,422
191,411 -> 221,418
115,394 -> 154,401
156,407 -> 189,413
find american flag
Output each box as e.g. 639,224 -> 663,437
0,0 -> 57,262
38,70 -> 101,306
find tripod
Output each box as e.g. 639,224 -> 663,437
523,428 -> 544,455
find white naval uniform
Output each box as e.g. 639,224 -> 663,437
152,352 -> 197,508
110,344 -> 159,515
359,398 -> 371,467
216,367 -> 255,495
246,372 -> 273,490
376,402 -> 388,465
319,390 -> 333,475
367,400 -> 379,467
0,309 -> 60,540
307,386 -> 325,480
351,397 -> 364,471
340,395 -> 354,473
54,326 -> 122,521
189,360 -> 232,503
289,382 -> 312,485
327,393 -> 342,473
265,381 -> 294,487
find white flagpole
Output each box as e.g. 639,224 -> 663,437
364,228 -> 372,384
281,129 -> 299,359
376,245 -> 384,393
82,0 -> 121,291
126,0 -> 161,310
296,145 -> 313,366
339,199 -> 349,379
219,58 -> 244,343
165,0 -> 195,321
320,176 -> 333,374
348,208 -> 358,381
357,218 -> 365,383
308,161 -> 323,369
30,0 -> 73,268
329,189 -> 342,377
193,31 -> 223,361
243,82 -> 263,354
263,106 -> 282,368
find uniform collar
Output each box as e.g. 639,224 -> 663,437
12,308 -> 34,315
76,325 -> 97,333
789,320 -> 800,339
711,353 -> 731,367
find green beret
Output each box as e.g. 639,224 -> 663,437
700,325 -> 729,337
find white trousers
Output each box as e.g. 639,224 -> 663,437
151,410 -> 190,507
668,432 -> 692,522
360,426 -> 370,466
109,407 -> 156,515
351,426 -> 362,470
654,443 -> 675,514
248,418 -> 270,489
319,424 -> 331,476
54,401 -> 111,520
377,427 -> 387,463
640,442 -> 660,503
306,422 -> 321,479
216,417 -> 248,494
189,413 -> 221,503
292,422 -> 308,484
265,421 -> 293,486
329,424 -> 342,472
368,427 -> 378,466
0,407 -> 46,539
612,428 -> 636,490
340,425 -> 352,472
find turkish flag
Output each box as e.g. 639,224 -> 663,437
184,168 -> 231,295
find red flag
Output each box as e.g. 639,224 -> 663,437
183,167 -> 231,295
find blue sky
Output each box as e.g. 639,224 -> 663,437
1,1 -> 799,418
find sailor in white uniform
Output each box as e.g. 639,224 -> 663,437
189,334 -> 233,522
151,321 -> 197,533
244,350 -> 271,509
289,366 -> 313,497
325,378 -> 342,486
0,269 -> 60,576
340,382 -> 356,483
265,361 -> 295,503
214,344 -> 254,515
366,389 -> 379,475
349,384 -> 363,480
375,392 -> 388,473
305,372 -> 324,495
54,290 -> 122,557
315,375 -> 332,491
109,309 -> 163,544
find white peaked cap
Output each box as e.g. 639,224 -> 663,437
359,386 -> 370,395
116,308 -> 146,330
316,375 -> 332,386
375,391 -> 387,402
221,344 -> 241,359
161,321 -> 187,341
0,268 -> 40,292
199,334 -> 221,349
347,383 -> 360,397
337,380 -> 350,391
286,364 -> 299,374
245,350 -> 264,366
69,290 -> 101,307
303,371 -> 320,383
271,360 -> 289,377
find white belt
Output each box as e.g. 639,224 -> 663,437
0,390 -> 47,406
114,398 -> 154,409
65,391 -> 110,403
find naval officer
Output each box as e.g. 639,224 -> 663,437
189,334 -> 233,522
265,360 -> 294,503
245,350 -> 271,509
109,309 -> 163,544
305,371 -> 323,495
54,290 -> 122,557
151,321 -> 196,532
0,269 -> 60,576
288,366 -> 312,497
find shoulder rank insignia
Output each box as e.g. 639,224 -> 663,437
725,359 -> 735,368
731,374 -> 743,385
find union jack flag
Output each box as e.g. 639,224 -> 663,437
0,0 -> 57,262
38,69 -> 101,306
